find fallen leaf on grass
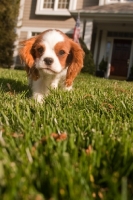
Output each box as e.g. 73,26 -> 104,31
98,191 -> 104,199
114,87 -> 127,94
28,193 -> 44,200
40,132 -> 67,143
34,194 -> 44,200
92,193 -> 96,198
6,91 -> 15,95
90,174 -> 94,183
85,145 -> 93,155
12,133 -> 24,138
50,133 -> 67,141
40,136 -> 47,143
83,94 -> 94,98
102,102 -> 114,110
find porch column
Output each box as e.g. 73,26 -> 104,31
12,0 -> 25,68
98,30 -> 107,65
83,20 -> 93,50
99,0 -> 104,5
93,29 -> 101,66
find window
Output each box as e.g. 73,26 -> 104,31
36,0 -> 77,16
58,0 -> 70,9
43,0 -> 54,8
32,32 -> 41,36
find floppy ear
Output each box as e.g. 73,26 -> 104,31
65,40 -> 84,87
19,37 -> 40,80
19,37 -> 36,68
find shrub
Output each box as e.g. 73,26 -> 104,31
79,38 -> 96,74
99,58 -> 107,72
0,0 -> 20,67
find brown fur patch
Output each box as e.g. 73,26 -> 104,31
19,37 -> 37,68
65,40 -> 85,87
31,43 -> 45,59
54,40 -> 71,68
25,65 -> 40,80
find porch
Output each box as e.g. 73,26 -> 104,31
70,3 -> 133,80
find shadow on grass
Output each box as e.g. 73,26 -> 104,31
0,77 -> 31,97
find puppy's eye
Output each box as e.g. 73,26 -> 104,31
58,50 -> 65,56
37,47 -> 44,54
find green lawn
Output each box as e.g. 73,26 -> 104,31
0,68 -> 133,200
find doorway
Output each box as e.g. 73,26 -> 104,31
110,39 -> 132,77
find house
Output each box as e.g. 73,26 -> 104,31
15,0 -> 133,80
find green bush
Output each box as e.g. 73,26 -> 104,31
0,0 -> 20,67
79,38 -> 96,74
99,58 -> 108,72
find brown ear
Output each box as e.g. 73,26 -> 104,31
65,40 -> 84,87
19,37 -> 36,68
19,36 -> 40,80
25,65 -> 40,81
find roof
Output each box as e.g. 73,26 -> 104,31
70,3 -> 133,22
79,3 -> 133,14
71,3 -> 133,14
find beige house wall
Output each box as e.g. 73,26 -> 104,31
76,0 -> 99,9
22,0 -> 75,30
22,0 -> 99,31
19,31 -> 28,41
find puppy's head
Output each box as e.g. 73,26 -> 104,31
19,29 -> 84,85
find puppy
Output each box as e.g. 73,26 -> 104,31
19,29 -> 84,102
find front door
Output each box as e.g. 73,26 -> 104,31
110,39 -> 132,77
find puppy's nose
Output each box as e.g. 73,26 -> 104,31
44,57 -> 54,65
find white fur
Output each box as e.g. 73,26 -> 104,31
29,30 -> 72,103
30,68 -> 69,103
35,41 -> 63,74
42,30 -> 64,47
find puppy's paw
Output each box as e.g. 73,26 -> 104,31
33,93 -> 44,103
64,85 -> 73,91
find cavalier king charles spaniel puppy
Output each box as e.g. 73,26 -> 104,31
19,29 -> 84,103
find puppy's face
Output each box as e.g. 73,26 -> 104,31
19,29 -> 84,86
31,30 -> 71,75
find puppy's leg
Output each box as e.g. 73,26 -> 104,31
64,85 -> 73,91
50,78 -> 60,89
32,93 -> 44,103
31,78 -> 49,103
59,77 -> 73,91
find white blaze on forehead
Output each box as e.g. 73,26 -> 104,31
42,30 -> 64,48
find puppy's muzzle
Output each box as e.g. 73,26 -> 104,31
44,57 -> 54,66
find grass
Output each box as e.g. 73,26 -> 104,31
0,68 -> 133,200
